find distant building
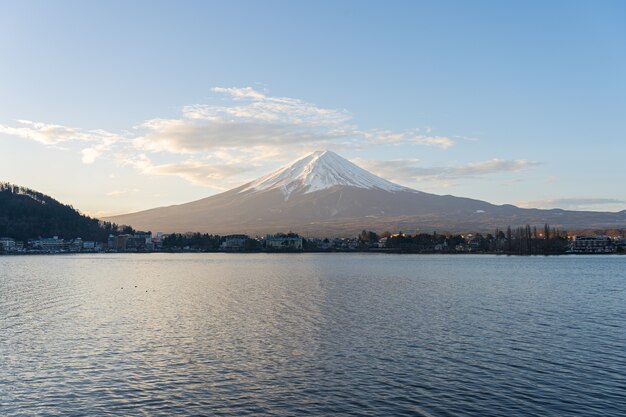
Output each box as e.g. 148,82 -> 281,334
111,234 -> 132,251
572,236 -> 615,253
107,233 -> 154,252
221,234 -> 249,251
0,237 -> 16,252
82,241 -> 96,251
468,237 -> 482,251
29,236 -> 65,252
152,232 -> 165,250
69,238 -> 83,252
265,235 -> 303,250
127,233 -> 153,251
107,235 -> 116,250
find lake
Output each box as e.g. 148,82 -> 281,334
1,254 -> 625,416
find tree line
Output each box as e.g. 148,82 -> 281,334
362,224 -> 570,254
0,183 -> 134,241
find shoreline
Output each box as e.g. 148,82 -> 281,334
1,251 -> 623,257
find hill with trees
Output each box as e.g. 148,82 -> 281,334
0,183 -> 131,241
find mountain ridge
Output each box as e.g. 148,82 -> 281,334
105,151 -> 626,236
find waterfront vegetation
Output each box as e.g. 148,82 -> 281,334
161,227 -> 623,255
2,226 -> 624,255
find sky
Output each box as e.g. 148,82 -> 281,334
0,0 -> 625,217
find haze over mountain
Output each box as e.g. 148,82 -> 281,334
105,151 -> 626,236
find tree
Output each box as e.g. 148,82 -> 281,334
506,227 -> 512,252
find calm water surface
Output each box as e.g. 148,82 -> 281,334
1,254 -> 625,416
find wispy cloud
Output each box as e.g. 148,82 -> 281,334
516,198 -> 626,211
125,154 -> 257,189
105,188 -> 140,197
195,87 -> 353,127
356,158 -> 540,186
362,130 -> 454,149
0,120 -> 115,145
134,118 -> 343,155
0,120 -> 125,164
133,87 -> 454,157
0,87 -> 459,185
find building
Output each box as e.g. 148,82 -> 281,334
69,238 -> 83,252
110,234 -> 132,251
152,232 -> 165,250
265,235 -> 303,251
127,233 -> 154,251
28,236 -> 66,253
0,237 -> 16,252
107,233 -> 154,252
220,234 -> 249,251
572,236 -> 615,253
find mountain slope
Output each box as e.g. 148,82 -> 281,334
105,151 -> 626,235
0,183 -> 126,241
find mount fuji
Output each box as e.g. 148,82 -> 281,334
105,150 -> 626,235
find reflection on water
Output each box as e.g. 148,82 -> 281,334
1,254 -> 625,416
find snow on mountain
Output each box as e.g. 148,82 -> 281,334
241,150 -> 413,196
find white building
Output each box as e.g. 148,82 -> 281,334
29,236 -> 65,252
572,236 -> 615,253
221,234 -> 249,251
0,237 -> 16,252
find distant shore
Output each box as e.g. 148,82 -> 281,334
2,250 -> 623,257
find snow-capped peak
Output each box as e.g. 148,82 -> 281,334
241,150 -> 414,197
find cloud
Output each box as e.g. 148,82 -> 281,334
356,158 -> 540,185
0,120 -> 85,145
134,118 -> 344,155
195,87 -> 353,127
0,119 -> 122,145
1,86 -> 457,183
82,209 -> 129,218
363,130 -> 455,149
211,86 -> 268,101
516,198 -> 626,211
133,87 -> 455,156
105,188 -> 140,197
126,154 -> 257,189
82,141 -> 118,164
0,119 -> 124,164
452,159 -> 540,176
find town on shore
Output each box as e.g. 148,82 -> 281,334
1,225 -> 625,255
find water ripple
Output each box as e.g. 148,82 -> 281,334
1,254 -> 625,416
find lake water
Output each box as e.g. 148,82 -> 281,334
1,253 -> 625,416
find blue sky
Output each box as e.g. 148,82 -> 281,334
1,0 -> 624,216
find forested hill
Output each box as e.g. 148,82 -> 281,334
0,183 -> 129,241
